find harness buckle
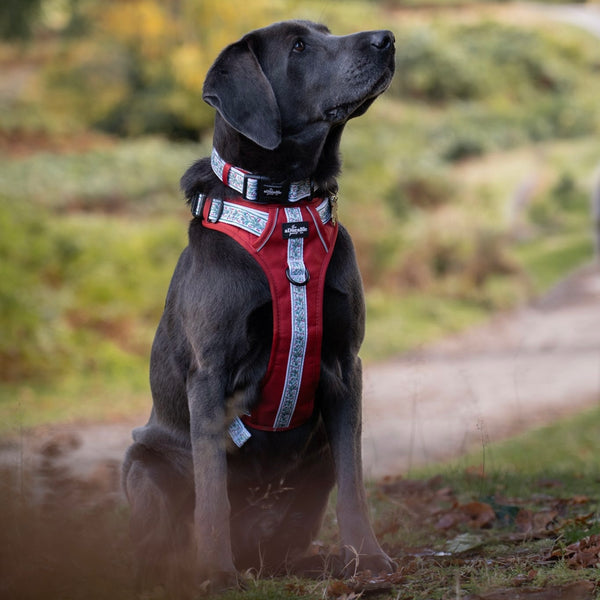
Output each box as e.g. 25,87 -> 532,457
207,198 -> 224,223
191,193 -> 208,218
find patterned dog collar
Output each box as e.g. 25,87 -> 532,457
211,147 -> 314,204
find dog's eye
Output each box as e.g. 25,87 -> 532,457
292,39 -> 306,53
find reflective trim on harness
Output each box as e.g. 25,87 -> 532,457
208,199 -> 269,235
197,195 -> 338,439
275,207 -> 309,429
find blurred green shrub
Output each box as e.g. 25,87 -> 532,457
529,172 -> 589,229
0,138 -> 207,211
0,0 -> 42,39
387,162 -> 457,216
36,0 -> 285,139
0,198 -> 185,382
393,28 -> 486,102
390,20 -> 600,160
394,222 -> 522,303
0,200 -> 73,380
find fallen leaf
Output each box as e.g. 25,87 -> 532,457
326,579 -> 353,598
462,501 -> 496,529
537,478 -> 564,489
564,534 -> 600,569
511,570 -> 536,587
445,532 -> 485,555
569,495 -> 591,505
515,509 -> 558,534
435,501 -> 495,531
435,512 -> 459,530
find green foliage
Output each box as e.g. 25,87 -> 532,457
0,197 -> 184,383
0,137 -> 207,211
392,22 -> 576,104
387,162 -> 456,216
529,172 -> 589,229
0,200 -> 71,380
388,21 -> 600,160
0,0 -> 42,40
31,0 -> 289,139
393,28 -> 485,102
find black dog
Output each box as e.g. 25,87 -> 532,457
123,20 -> 395,591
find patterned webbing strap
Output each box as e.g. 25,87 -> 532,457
199,196 -> 338,432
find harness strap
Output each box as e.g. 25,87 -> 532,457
198,195 -> 338,433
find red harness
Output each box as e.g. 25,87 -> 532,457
198,195 -> 338,433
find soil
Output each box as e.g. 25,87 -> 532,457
1,263 -> 599,502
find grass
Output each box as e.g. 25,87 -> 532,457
479,408 -> 600,479
0,137 -> 208,213
516,233 -> 594,294
3,404 -> 600,599
0,373 -> 149,433
364,289 -> 490,360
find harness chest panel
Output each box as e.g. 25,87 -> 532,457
199,196 -> 338,432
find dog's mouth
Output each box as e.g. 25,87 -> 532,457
323,69 -> 394,123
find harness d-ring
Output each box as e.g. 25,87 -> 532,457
286,267 -> 310,286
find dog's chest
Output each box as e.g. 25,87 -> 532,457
198,196 -> 338,434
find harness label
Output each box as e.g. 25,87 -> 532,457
282,221 -> 310,239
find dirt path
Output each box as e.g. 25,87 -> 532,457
362,263 -> 600,478
1,263 -> 599,498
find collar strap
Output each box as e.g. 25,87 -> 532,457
211,147 -> 313,204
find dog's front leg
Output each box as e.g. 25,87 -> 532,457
322,356 -> 395,575
187,371 -> 238,591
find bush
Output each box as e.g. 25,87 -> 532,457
34,0 -> 286,139
392,28 -> 486,103
529,172 -> 589,229
387,163 -> 457,216
0,198 -> 184,383
395,222 -> 520,295
0,201 -> 73,380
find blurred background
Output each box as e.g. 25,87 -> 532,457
1,0 -> 599,431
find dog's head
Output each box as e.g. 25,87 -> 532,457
202,20 -> 394,182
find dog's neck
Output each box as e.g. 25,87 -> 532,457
212,114 -> 343,194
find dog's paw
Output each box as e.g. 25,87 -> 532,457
343,551 -> 397,577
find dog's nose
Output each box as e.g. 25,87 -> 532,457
371,31 -> 395,51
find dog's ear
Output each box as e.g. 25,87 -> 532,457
203,39 -> 282,150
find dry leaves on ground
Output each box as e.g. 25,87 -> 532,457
546,533 -> 600,569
